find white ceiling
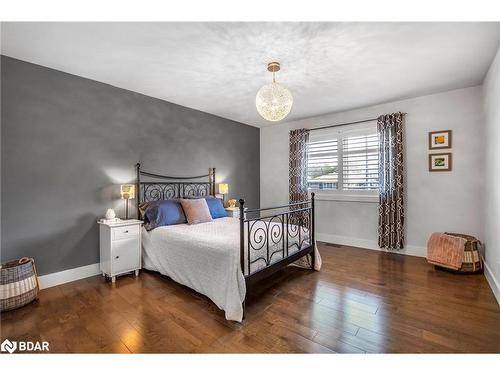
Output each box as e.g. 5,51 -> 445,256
2,22 -> 500,127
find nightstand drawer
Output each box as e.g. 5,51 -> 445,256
225,208 -> 245,219
112,225 -> 140,240
112,238 -> 140,274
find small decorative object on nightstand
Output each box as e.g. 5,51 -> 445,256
98,219 -> 142,283
105,208 -> 116,220
226,198 -> 237,208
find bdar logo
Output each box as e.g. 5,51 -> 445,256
1,339 -> 17,354
0,339 -> 49,353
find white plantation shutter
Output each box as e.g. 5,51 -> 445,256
342,132 -> 379,190
306,123 -> 379,192
307,138 -> 338,190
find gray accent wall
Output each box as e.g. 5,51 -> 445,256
1,56 -> 260,276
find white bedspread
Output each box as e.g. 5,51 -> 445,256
142,217 -> 318,322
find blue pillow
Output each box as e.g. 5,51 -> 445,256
144,200 -> 187,230
205,197 -> 227,219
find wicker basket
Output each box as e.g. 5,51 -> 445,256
0,257 -> 39,312
440,233 -> 483,273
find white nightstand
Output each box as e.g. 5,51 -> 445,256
225,207 -> 243,219
98,219 -> 142,283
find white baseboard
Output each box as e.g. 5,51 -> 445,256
38,263 -> 101,289
316,232 -> 427,258
484,261 -> 500,306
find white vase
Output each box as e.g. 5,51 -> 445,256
105,208 -> 116,220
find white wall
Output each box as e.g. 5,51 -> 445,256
260,86 -> 484,256
483,47 -> 500,304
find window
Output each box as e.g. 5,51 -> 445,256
307,124 -> 379,194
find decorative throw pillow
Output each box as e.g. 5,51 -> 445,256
180,198 -> 213,225
144,200 -> 187,230
205,197 -> 227,219
138,201 -> 152,219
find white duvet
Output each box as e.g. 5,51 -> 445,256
142,217 -> 319,322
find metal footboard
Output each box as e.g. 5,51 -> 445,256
239,193 -> 316,318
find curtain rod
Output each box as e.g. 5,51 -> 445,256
309,113 -> 407,132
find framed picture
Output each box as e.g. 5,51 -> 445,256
429,153 -> 452,172
429,130 -> 452,149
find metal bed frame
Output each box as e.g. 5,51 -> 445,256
136,163 -> 315,319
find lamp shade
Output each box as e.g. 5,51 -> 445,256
256,82 -> 293,122
256,62 -> 293,122
218,183 -> 228,195
120,184 -> 135,200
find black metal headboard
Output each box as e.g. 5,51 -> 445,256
136,163 -> 216,218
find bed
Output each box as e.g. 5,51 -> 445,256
136,163 -> 318,322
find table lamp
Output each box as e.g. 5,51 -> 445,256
218,183 -> 228,205
120,184 -> 135,220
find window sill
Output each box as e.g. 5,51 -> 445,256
313,193 -> 378,203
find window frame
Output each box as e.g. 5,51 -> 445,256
307,122 -> 379,203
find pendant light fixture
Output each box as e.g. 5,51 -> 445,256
256,62 -> 293,122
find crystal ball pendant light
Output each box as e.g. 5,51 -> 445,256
256,62 -> 293,122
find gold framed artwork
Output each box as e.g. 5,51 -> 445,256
428,130 -> 452,149
429,153 -> 452,172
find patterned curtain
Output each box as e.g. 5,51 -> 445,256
289,129 -> 310,204
289,128 -> 321,270
377,112 -> 405,250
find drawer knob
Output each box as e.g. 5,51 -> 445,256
115,255 -> 120,259
124,230 -> 129,233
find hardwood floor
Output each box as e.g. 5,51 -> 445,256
2,243 -> 500,353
